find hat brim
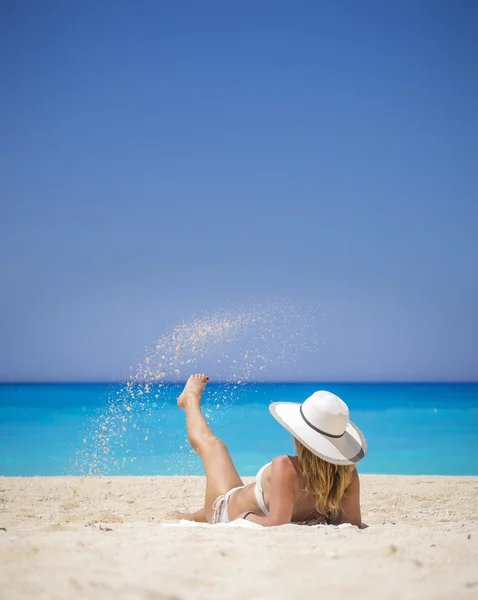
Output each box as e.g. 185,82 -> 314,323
269,401 -> 367,465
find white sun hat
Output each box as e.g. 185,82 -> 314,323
269,391 -> 367,465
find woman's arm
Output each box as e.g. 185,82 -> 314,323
244,456 -> 296,527
334,469 -> 362,527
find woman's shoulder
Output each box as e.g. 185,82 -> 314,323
270,455 -> 301,478
271,454 -> 297,467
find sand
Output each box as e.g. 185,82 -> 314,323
1,475 -> 477,600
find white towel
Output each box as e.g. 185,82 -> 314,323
162,518 -> 262,529
161,519 -> 358,530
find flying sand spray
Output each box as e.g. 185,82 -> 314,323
74,301 -> 317,475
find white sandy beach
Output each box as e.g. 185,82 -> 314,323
1,475 -> 477,600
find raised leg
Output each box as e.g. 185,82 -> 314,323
178,374 -> 243,521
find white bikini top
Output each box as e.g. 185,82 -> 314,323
254,462 -> 271,516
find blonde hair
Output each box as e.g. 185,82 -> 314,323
295,439 -> 355,517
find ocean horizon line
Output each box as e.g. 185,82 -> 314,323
1,380 -> 477,386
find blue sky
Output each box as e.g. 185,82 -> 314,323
1,0 -> 477,382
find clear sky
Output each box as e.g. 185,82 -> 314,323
1,0 -> 477,382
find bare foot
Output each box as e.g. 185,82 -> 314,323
177,373 -> 209,409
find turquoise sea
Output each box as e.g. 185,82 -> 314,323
1,383 -> 477,477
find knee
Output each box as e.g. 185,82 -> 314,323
187,432 -> 224,452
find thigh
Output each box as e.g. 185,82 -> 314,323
201,438 -> 244,519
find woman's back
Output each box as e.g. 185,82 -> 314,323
259,453 -> 361,526
260,457 -> 324,522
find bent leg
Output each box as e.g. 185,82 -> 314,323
178,374 -> 243,521
173,507 -> 207,522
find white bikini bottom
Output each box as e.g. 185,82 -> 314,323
211,462 -> 272,524
211,486 -> 243,524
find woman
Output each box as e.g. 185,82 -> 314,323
176,374 -> 367,527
